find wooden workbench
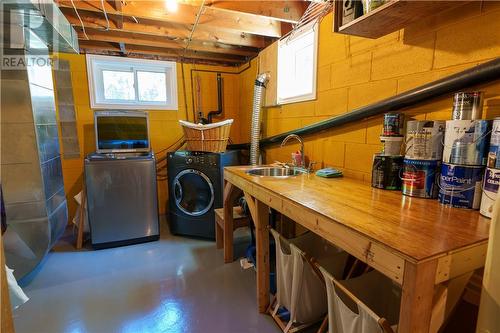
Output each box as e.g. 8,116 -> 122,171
223,166 -> 490,333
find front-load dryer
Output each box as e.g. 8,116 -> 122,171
167,150 -> 239,239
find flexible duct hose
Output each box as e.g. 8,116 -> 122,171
250,73 -> 270,165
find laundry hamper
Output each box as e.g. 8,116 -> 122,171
270,229 -> 348,332
179,119 -> 233,152
318,267 -> 401,333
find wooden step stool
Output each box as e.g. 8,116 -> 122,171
215,206 -> 249,263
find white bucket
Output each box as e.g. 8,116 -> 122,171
380,136 -> 403,156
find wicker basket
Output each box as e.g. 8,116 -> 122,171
179,119 -> 233,153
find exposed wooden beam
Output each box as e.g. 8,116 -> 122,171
76,27 -> 258,57
114,0 -> 123,28
61,7 -> 268,48
57,0 -> 283,37
79,40 -> 247,65
205,1 -> 309,24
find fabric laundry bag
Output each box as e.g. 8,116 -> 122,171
271,229 -> 348,330
319,266 -> 401,333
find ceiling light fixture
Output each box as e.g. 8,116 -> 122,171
165,0 -> 178,12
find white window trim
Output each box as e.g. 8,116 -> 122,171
277,21 -> 319,105
86,54 -> 178,110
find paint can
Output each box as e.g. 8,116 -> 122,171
442,120 -> 490,166
380,135 -> 403,155
405,120 -> 445,160
401,159 -> 441,198
452,91 -> 483,120
487,118 -> 500,169
371,154 -> 403,190
480,167 -> 500,218
438,163 -> 484,209
383,113 -> 404,136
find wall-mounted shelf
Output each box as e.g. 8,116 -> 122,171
333,0 -> 470,39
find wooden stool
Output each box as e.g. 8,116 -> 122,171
215,206 -> 249,263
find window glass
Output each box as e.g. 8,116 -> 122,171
277,22 -> 318,105
87,54 -> 178,110
102,70 -> 135,101
137,71 -> 167,102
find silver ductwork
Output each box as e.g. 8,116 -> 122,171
0,0 -> 79,54
1,31 -> 68,282
250,73 -> 270,166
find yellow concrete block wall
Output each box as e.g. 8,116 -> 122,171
248,2 -> 500,182
53,53 -> 241,220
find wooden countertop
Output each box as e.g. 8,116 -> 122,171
225,166 -> 490,262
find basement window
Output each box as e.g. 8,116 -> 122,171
86,54 -> 178,110
277,21 -> 318,105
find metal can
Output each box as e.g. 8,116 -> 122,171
405,120 -> 445,160
452,91 -> 483,120
487,118 -> 500,168
480,167 -> 500,218
383,113 -> 404,136
380,135 -> 403,156
442,120 -> 490,166
371,154 -> 403,190
438,163 -> 484,209
402,159 -> 441,198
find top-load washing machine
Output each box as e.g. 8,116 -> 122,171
167,150 -> 239,239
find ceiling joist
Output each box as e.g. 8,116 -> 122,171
57,0 -> 283,37
76,27 -> 259,57
56,0 -> 310,66
205,1 -> 308,24
79,40 -> 247,65
61,7 -> 269,48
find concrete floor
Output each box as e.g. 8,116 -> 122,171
13,219 -> 280,333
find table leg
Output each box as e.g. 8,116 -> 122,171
255,199 -> 270,313
223,181 -> 236,263
243,192 -> 270,313
399,260 -> 438,333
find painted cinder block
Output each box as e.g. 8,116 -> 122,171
349,31 -> 400,56
342,169 -> 367,182
347,79 -> 398,110
327,123 -> 367,144
321,139 -> 345,168
331,52 -> 372,88
344,143 -> 382,173
371,33 -> 435,81
317,64 -> 332,92
316,88 -> 348,116
280,101 -> 316,118
434,10 -> 500,69
396,63 -> 475,93
318,13 -> 348,66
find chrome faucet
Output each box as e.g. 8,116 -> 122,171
281,134 -> 305,169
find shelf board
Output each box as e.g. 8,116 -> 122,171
334,0 -> 470,39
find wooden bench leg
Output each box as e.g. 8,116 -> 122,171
223,213 -> 234,263
399,260 -> 438,333
222,181 -> 241,263
215,220 -> 223,249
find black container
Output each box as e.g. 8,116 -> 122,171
383,113 -> 404,136
372,154 -> 404,190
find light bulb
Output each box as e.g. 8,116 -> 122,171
165,0 -> 178,12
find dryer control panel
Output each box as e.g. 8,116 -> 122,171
174,151 -> 218,167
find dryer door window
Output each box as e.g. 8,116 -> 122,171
173,169 -> 215,217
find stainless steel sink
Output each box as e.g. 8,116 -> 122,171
246,167 -> 304,177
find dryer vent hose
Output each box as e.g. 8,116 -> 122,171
250,73 -> 270,166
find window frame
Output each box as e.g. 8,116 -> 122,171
277,21 -> 319,105
86,54 -> 178,110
